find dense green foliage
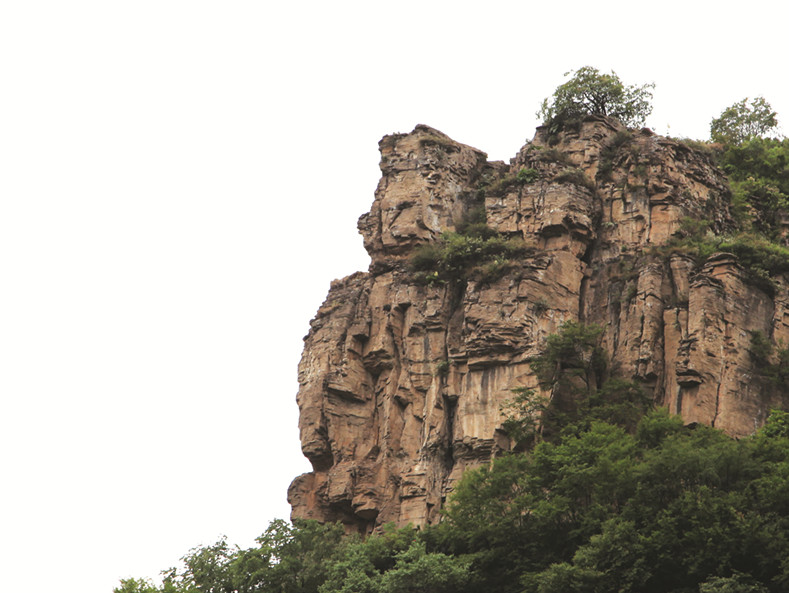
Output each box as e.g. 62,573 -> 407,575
529,321 -> 607,395
710,97 -> 779,145
749,331 -> 789,388
720,137 -> 789,237
123,520 -> 346,593
500,321 -> 650,444
500,387 -> 548,448
118,410 -> 789,593
447,409 -> 789,593
538,66 -> 654,129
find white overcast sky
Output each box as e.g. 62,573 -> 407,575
1,1 -> 787,591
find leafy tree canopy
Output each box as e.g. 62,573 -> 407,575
538,66 -> 654,129
529,320 -> 606,394
115,407 -> 789,593
502,321 -> 649,444
114,578 -> 162,593
710,97 -> 779,145
442,409 -> 789,593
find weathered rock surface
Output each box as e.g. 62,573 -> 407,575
288,117 -> 789,533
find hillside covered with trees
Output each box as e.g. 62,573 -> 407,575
117,69 -> 789,593
116,408 -> 789,593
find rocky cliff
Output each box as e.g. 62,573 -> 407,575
288,117 -> 789,533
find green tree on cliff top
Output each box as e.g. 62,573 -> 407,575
710,97 -> 779,145
538,66 -> 655,129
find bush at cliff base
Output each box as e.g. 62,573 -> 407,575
116,409 -> 789,593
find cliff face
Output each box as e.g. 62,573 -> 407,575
288,117 -> 789,533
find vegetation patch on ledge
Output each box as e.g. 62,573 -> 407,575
482,166 -> 542,197
418,133 -> 457,151
411,230 -> 531,285
554,167 -> 596,192
657,218 -> 789,295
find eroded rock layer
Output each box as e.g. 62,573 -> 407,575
288,118 -> 789,533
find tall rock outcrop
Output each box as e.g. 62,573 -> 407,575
288,118 -> 789,533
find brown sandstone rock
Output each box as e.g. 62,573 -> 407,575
288,117 -> 788,533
